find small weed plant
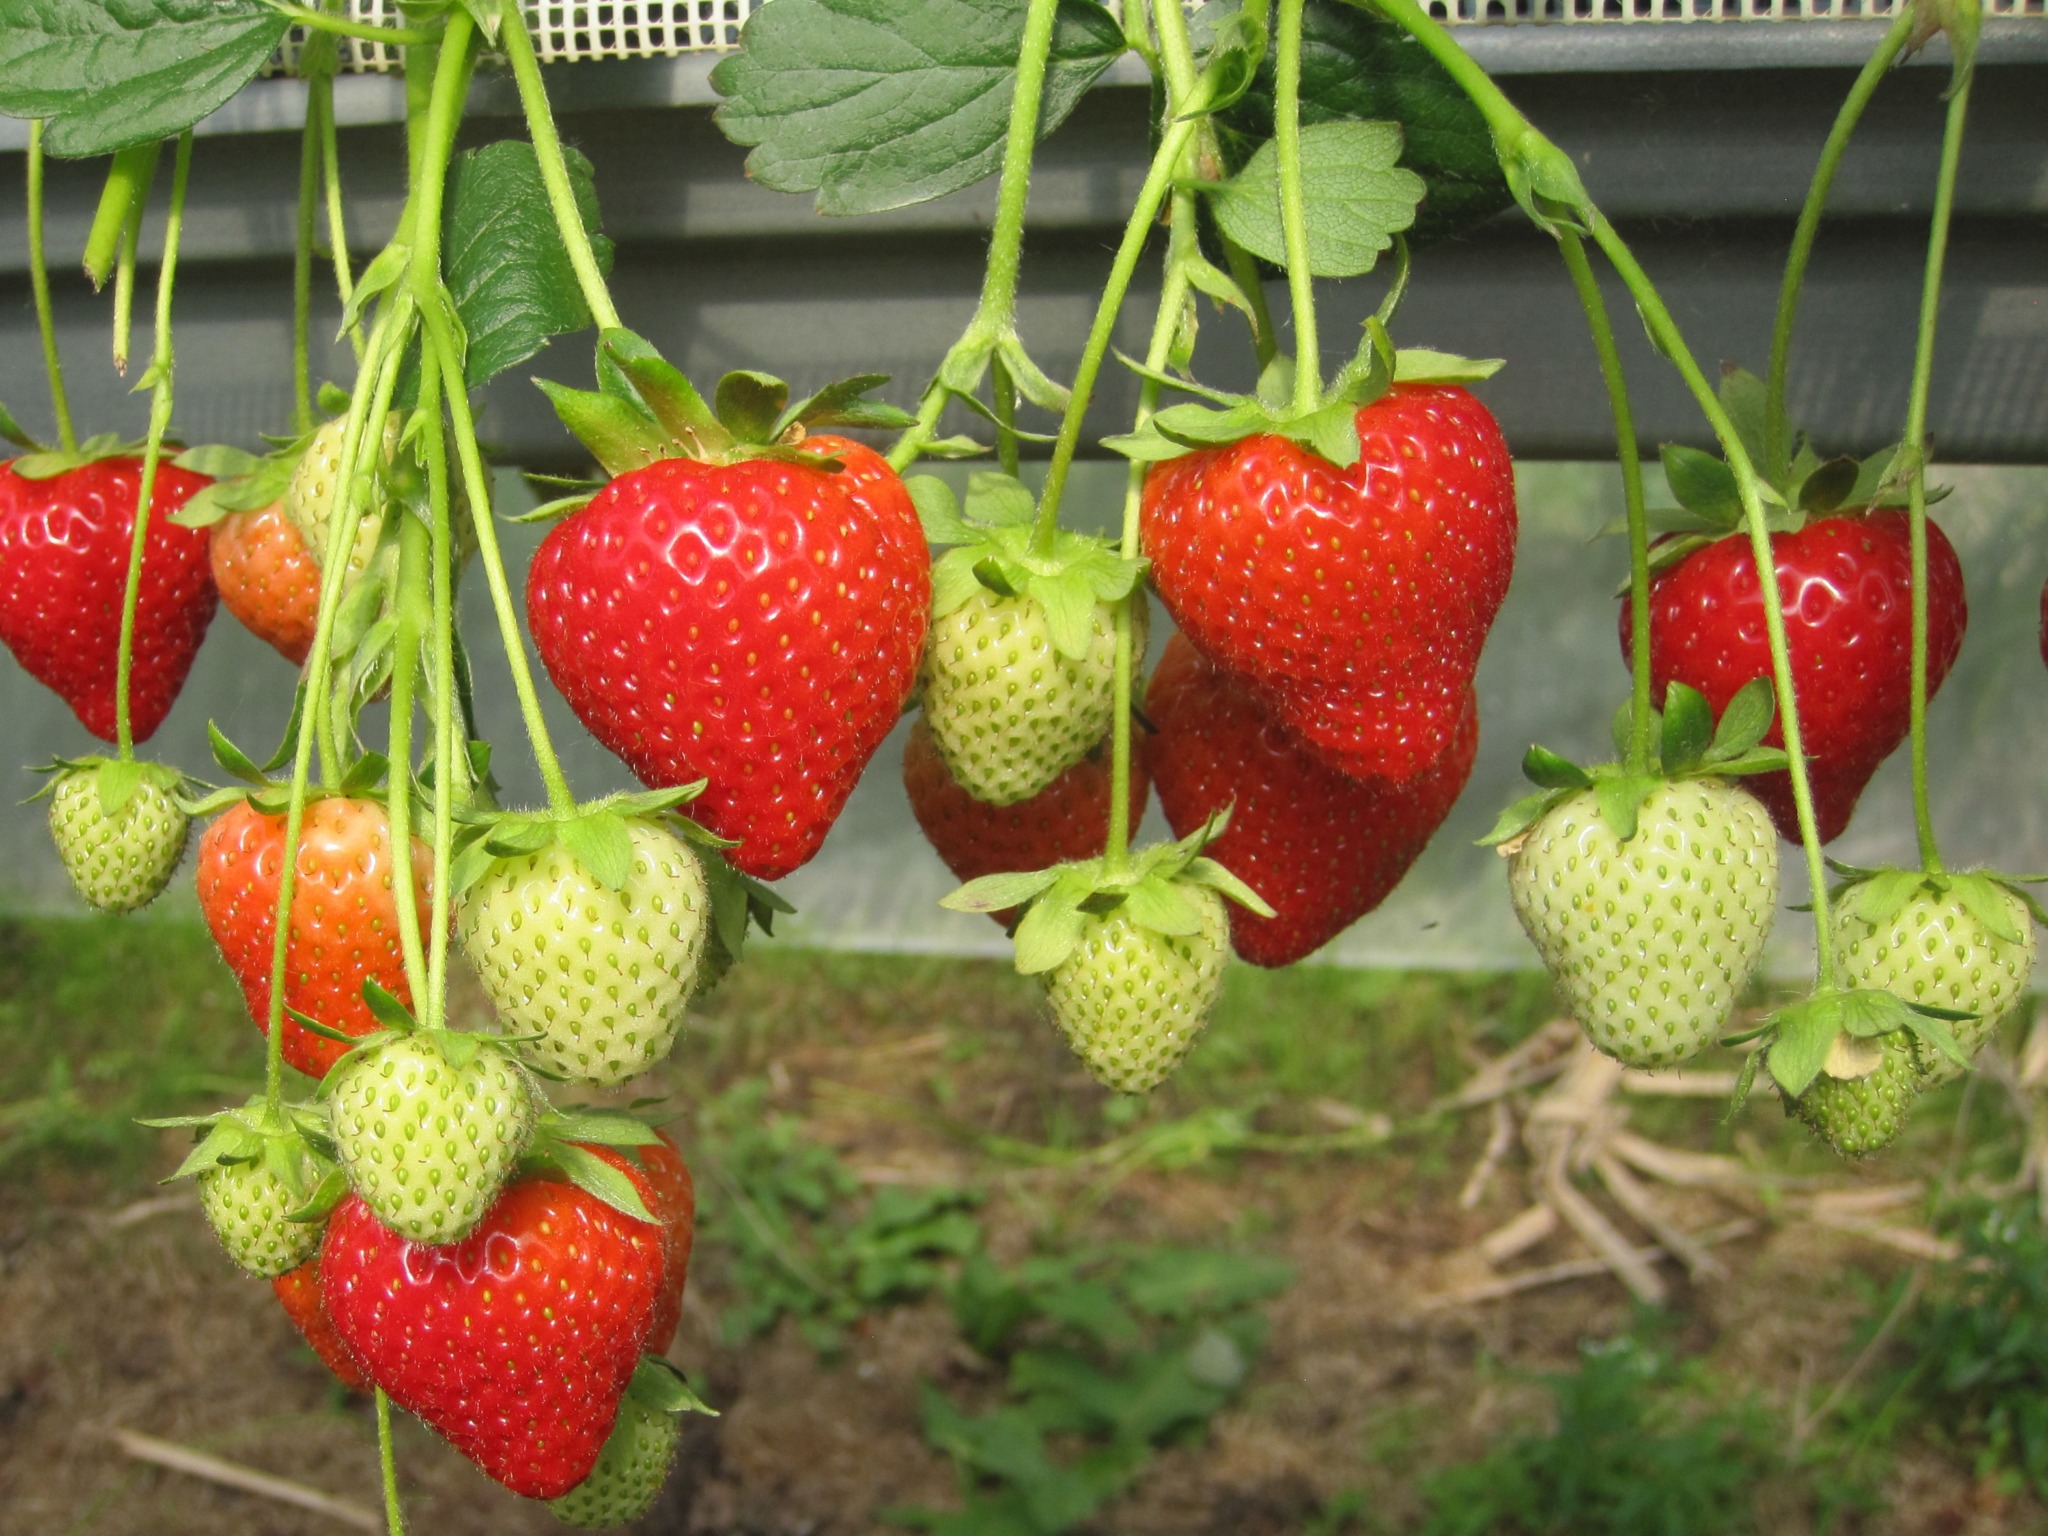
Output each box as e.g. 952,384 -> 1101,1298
1418,1335 -> 1776,1536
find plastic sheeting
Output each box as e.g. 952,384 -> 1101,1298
4,462 -> 2046,979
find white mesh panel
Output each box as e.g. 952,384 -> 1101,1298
274,0 -> 2039,73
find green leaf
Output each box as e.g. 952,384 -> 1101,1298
1208,121 -> 1423,279
1705,678 -> 1775,763
1012,884 -> 1087,975
1181,857 -> 1276,918
1284,401 -> 1363,468
0,0 -> 288,157
1216,0 -> 1509,243
1837,868 -> 1921,929
929,548 -> 987,620
941,868 -> 1063,914
1030,572 -> 1099,662
359,981 -> 416,1034
559,812 -> 635,892
715,370 -> 791,444
964,472 -> 1038,528
1475,789 -> 1560,848
93,758 -> 146,818
1798,455 -> 1860,515
443,141 -> 613,388
1391,349 -> 1504,385
0,399 -> 40,452
551,1141 -> 658,1224
710,0 -> 1127,217
779,372 -> 912,434
1766,995 -> 1845,1100
1717,366 -> 1772,473
908,477 -> 972,547
1119,877 -> 1203,937
1949,873 -> 2028,947
207,722 -> 267,786
1521,746 -> 1591,793
173,443 -> 263,480
1659,444 -> 1741,528
534,379 -> 669,478
1658,683 -> 1714,776
1595,773 -> 1656,844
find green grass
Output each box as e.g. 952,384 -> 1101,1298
1413,1334 -> 1781,1536
0,915 -> 256,1181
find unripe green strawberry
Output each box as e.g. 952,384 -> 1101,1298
1833,877 -> 2035,1089
458,821 -> 711,1086
1791,1033 -> 1920,1157
285,413 -> 400,580
548,1386 -> 683,1529
199,1157 -> 321,1278
327,1034 -> 536,1245
921,588 -> 1142,807
1045,883 -> 1229,1094
1507,779 -> 1779,1069
46,760 -> 188,913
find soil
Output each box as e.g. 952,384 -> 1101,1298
0,923 -> 2037,1536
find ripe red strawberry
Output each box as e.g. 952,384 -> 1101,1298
195,796 -> 433,1077
321,1180 -> 663,1499
272,1258 -> 370,1391
210,502 -> 320,665
1139,384 -> 1515,785
0,456 -> 215,741
526,433 -> 928,881
904,715 -> 1150,925
1144,636 -> 1476,967
588,1131 -> 696,1353
1622,512 -> 1965,843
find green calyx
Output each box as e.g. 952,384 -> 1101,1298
1826,863 -> 2048,945
518,1105 -> 673,1226
31,754 -> 190,816
1747,984 -> 1976,1105
941,811 -> 1274,975
909,471 -> 1147,659
1481,678 -> 1788,849
446,785 -> 719,898
180,721 -> 391,819
144,1094 -> 337,1208
165,439 -> 305,529
5,430 -> 154,479
1634,366 -> 1939,575
1103,313 -> 1499,470
539,327 -> 915,481
622,1356 -> 718,1420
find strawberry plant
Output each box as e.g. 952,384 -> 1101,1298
0,0 -> 2021,1522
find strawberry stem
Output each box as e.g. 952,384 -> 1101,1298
1902,58 -> 1973,879
1274,0 -> 1321,416
385,510 -> 434,1001
293,67 -> 323,437
1763,4 -> 1916,488
259,21 -> 462,1106
108,143 -> 157,376
1360,0 -> 1840,986
113,131 -> 194,763
1031,114 -> 1200,553
888,0 -> 1062,471
375,1388 -> 407,1535
499,0 -> 624,333
1590,213 -> 1837,986
1104,0 -> 1203,869
419,344 -> 461,1024
24,122 -> 76,454
316,70 -> 362,363
1557,231 -> 1653,776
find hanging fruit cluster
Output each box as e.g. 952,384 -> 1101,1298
0,0 -> 2020,1522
